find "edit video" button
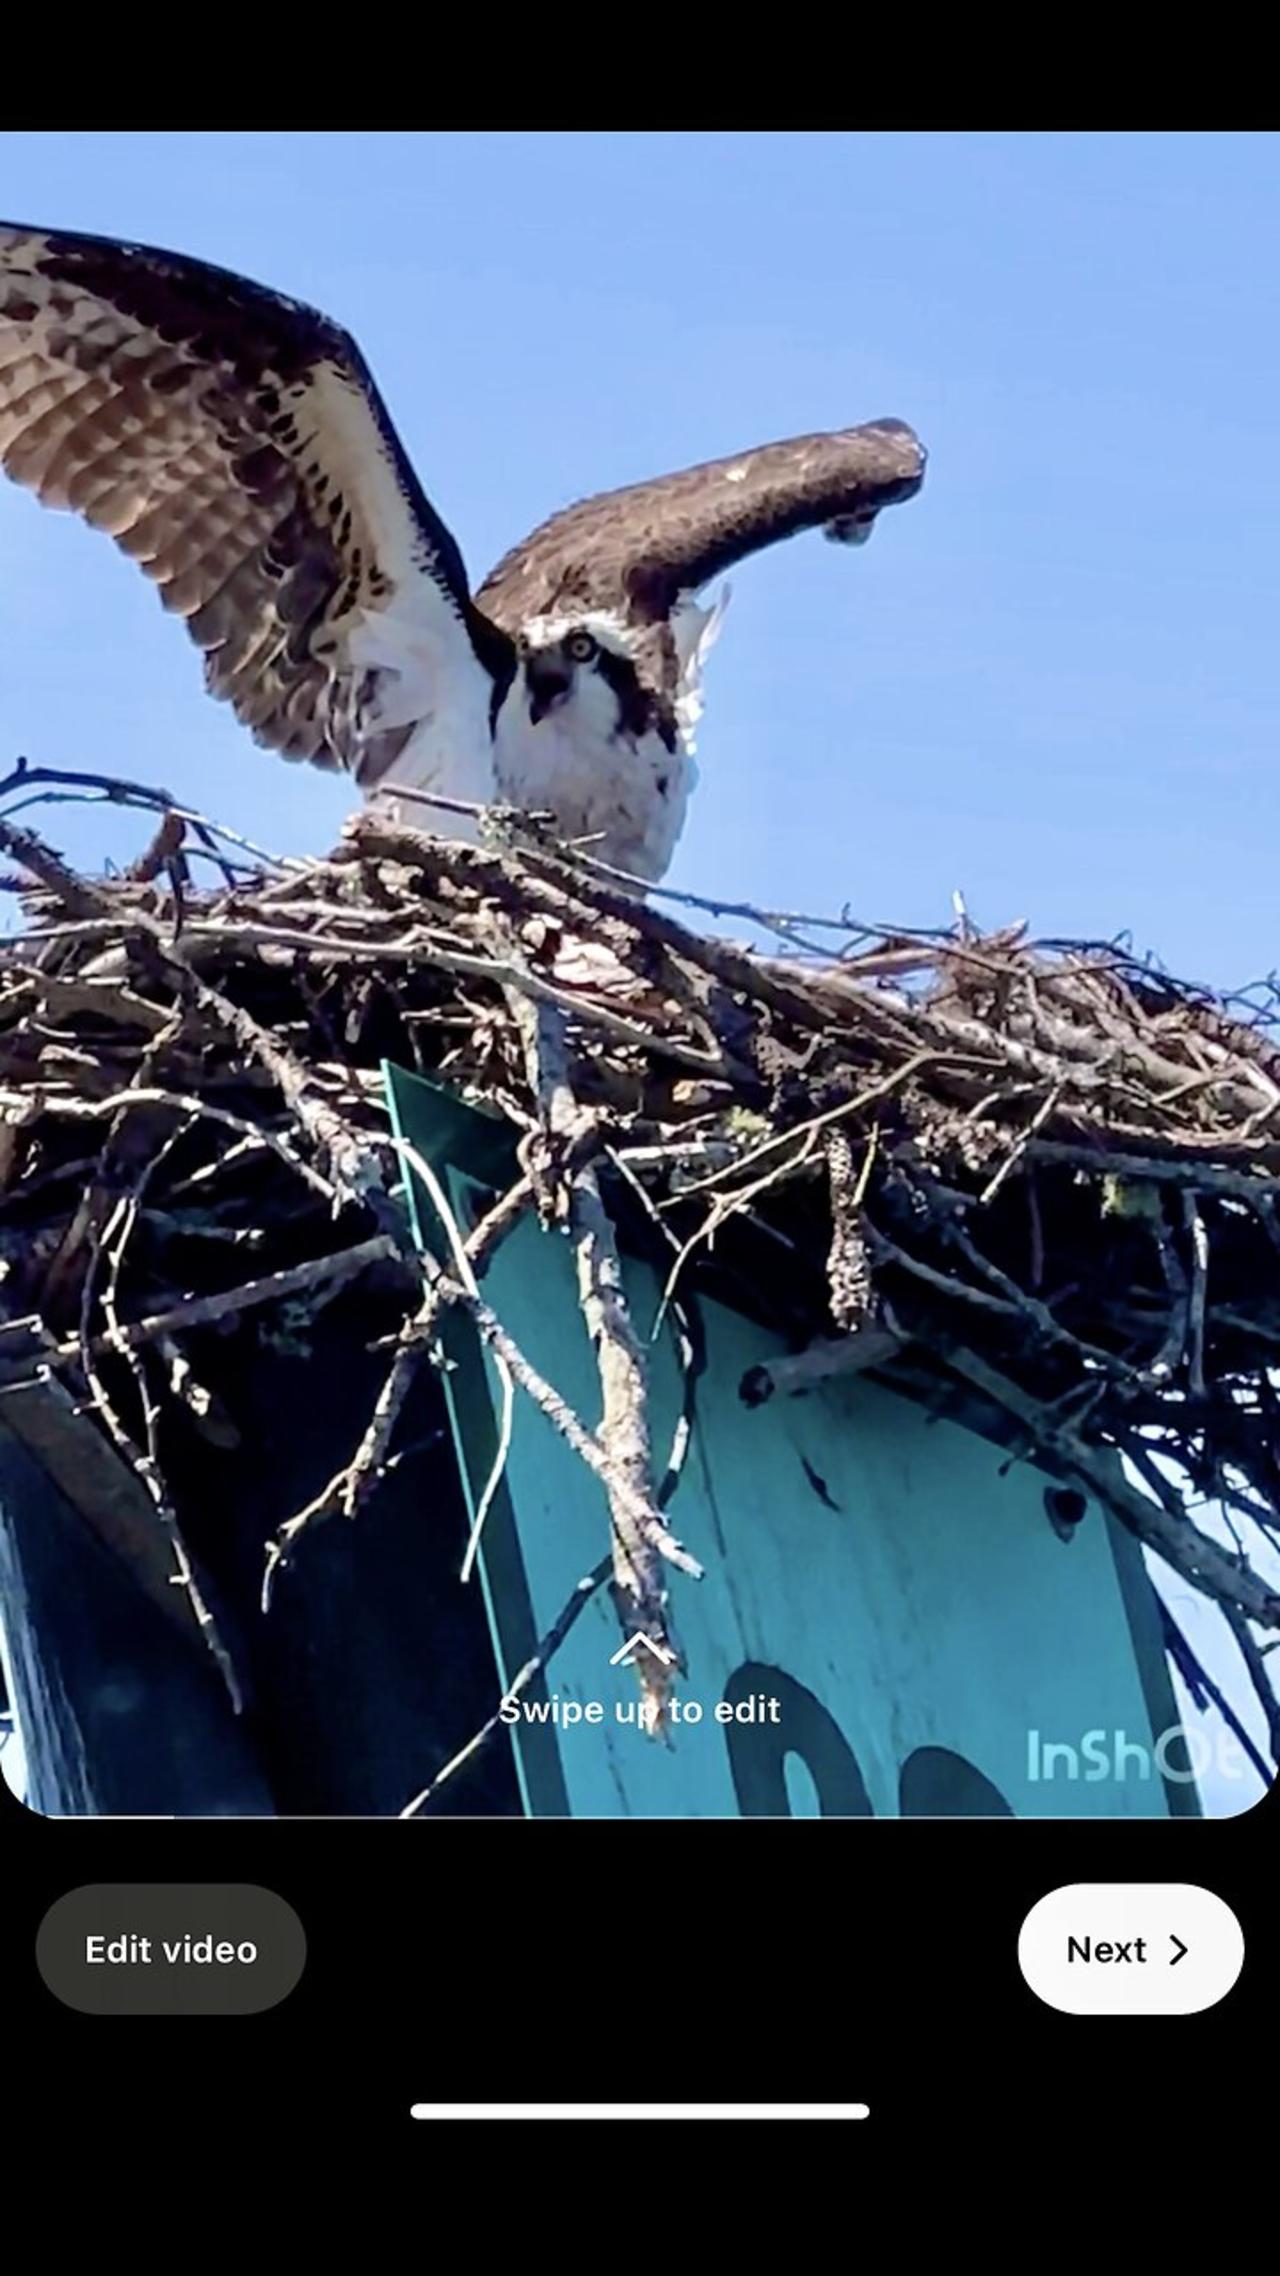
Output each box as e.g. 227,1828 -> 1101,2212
36,1885 -> 306,2015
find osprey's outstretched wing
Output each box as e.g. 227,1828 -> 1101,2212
477,419 -> 926,645
0,221 -> 512,783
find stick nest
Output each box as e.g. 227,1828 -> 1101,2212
1,766 -> 1278,1776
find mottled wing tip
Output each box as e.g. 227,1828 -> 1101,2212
824,417 -> 927,544
863,415 -> 928,476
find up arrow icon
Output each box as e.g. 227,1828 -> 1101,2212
1169,1935 -> 1189,1967
609,1632 -> 677,1669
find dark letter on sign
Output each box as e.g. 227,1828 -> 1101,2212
722,1663 -> 873,1817
898,1746 -> 1014,1818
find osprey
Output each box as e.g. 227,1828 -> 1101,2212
0,220 -> 925,883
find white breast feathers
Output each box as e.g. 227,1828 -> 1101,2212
493,683 -> 690,884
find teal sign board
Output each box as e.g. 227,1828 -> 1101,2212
387,1065 -> 1191,1820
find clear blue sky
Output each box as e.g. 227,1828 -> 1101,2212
2,129 -> 1279,991
1,131 -> 1276,1813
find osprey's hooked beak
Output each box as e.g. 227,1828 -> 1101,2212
526,656 -> 573,724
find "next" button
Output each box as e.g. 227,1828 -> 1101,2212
1019,1886 -> 1243,2014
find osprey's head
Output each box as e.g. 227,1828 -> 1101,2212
517,613 -> 655,742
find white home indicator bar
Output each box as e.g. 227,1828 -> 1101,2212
410,2102 -> 869,2122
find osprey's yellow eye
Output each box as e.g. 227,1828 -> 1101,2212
566,630 -> 597,663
